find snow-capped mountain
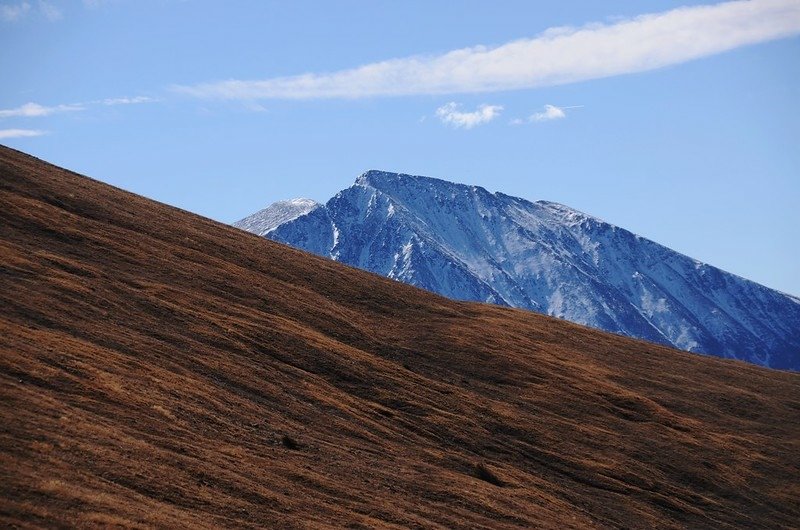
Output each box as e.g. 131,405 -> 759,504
234,198 -> 320,236
235,170 -> 800,370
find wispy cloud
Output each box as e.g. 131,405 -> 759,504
435,102 -> 503,129
1,1 -> 63,21
0,102 -> 85,118
0,128 -> 47,139
38,0 -> 62,21
1,0 -> 127,22
242,101 -> 268,112
511,104 -> 584,125
0,96 -> 158,119
82,0 -> 117,8
174,0 -> 800,100
1,1 -> 31,21
531,104 -> 567,122
101,96 -> 158,106
0,95 -> 157,137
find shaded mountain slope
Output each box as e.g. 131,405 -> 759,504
237,170 -> 800,369
1,146 -> 799,529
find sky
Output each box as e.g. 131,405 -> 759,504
1,0 -> 799,295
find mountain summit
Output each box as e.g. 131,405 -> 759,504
236,170 -> 800,370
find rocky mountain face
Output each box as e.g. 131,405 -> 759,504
236,170 -> 800,370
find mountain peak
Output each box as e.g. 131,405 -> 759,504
238,170 -> 800,370
356,169 -> 466,189
233,197 -> 320,237
354,169 -> 394,186
355,169 -> 492,203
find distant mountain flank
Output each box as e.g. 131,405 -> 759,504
236,170 -> 800,370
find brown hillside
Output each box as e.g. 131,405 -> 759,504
1,145 -> 798,529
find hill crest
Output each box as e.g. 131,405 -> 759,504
2,145 -> 799,528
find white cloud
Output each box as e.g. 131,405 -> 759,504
101,96 -> 158,106
242,101 -> 267,112
0,128 -> 47,139
512,104 -> 583,124
531,104 -> 567,122
174,0 -> 800,100
435,102 -> 502,129
0,102 -> 85,118
0,96 -> 156,119
1,1 -> 62,21
38,1 -> 62,21
82,0 -> 116,8
1,2 -> 31,21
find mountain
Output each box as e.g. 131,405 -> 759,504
236,170 -> 800,370
2,145 -> 800,528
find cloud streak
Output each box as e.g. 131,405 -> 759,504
0,2 -> 31,21
1,0 -> 63,21
38,1 -> 62,21
515,104 -> 585,124
82,0 -> 118,8
0,128 -> 47,139
436,102 -> 503,129
174,0 -> 800,100
511,104 -> 583,124
101,96 -> 158,106
0,102 -> 85,118
0,96 -> 157,119
531,105 -> 567,122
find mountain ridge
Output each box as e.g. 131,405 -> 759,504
237,169 -> 800,370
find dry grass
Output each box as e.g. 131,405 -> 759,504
1,145 -> 799,529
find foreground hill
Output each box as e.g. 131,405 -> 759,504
1,145 -> 799,529
237,170 -> 800,370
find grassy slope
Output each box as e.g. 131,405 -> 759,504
1,145 -> 798,529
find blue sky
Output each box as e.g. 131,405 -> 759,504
2,0 -> 799,295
